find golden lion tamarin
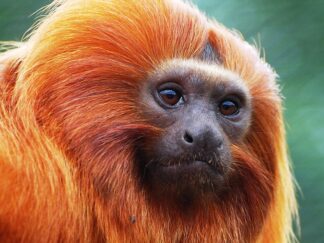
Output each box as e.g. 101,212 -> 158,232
0,0 -> 297,242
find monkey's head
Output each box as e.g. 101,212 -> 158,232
19,0 -> 274,208
12,0 -> 296,241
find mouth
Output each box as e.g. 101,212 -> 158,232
160,159 -> 215,170
147,157 -> 228,188
158,157 -> 226,175
141,157 -> 228,203
137,149 -> 232,201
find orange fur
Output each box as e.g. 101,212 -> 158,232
0,0 -> 297,242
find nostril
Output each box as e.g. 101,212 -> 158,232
217,141 -> 223,149
183,131 -> 194,144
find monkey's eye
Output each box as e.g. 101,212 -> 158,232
219,100 -> 240,116
158,89 -> 183,107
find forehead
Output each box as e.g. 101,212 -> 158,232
152,59 -> 248,92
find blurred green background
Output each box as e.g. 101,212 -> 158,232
0,0 -> 323,242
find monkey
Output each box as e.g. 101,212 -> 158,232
0,0 -> 297,242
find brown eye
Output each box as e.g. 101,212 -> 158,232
158,89 -> 183,106
219,100 -> 239,116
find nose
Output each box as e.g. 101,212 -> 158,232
182,125 -> 223,151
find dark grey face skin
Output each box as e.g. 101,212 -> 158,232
138,59 -> 252,204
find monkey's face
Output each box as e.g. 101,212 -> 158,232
139,59 -> 252,200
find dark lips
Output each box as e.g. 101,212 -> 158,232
159,159 -> 223,176
142,155 -> 229,199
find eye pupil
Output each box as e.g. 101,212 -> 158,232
159,89 -> 182,106
219,100 -> 239,116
